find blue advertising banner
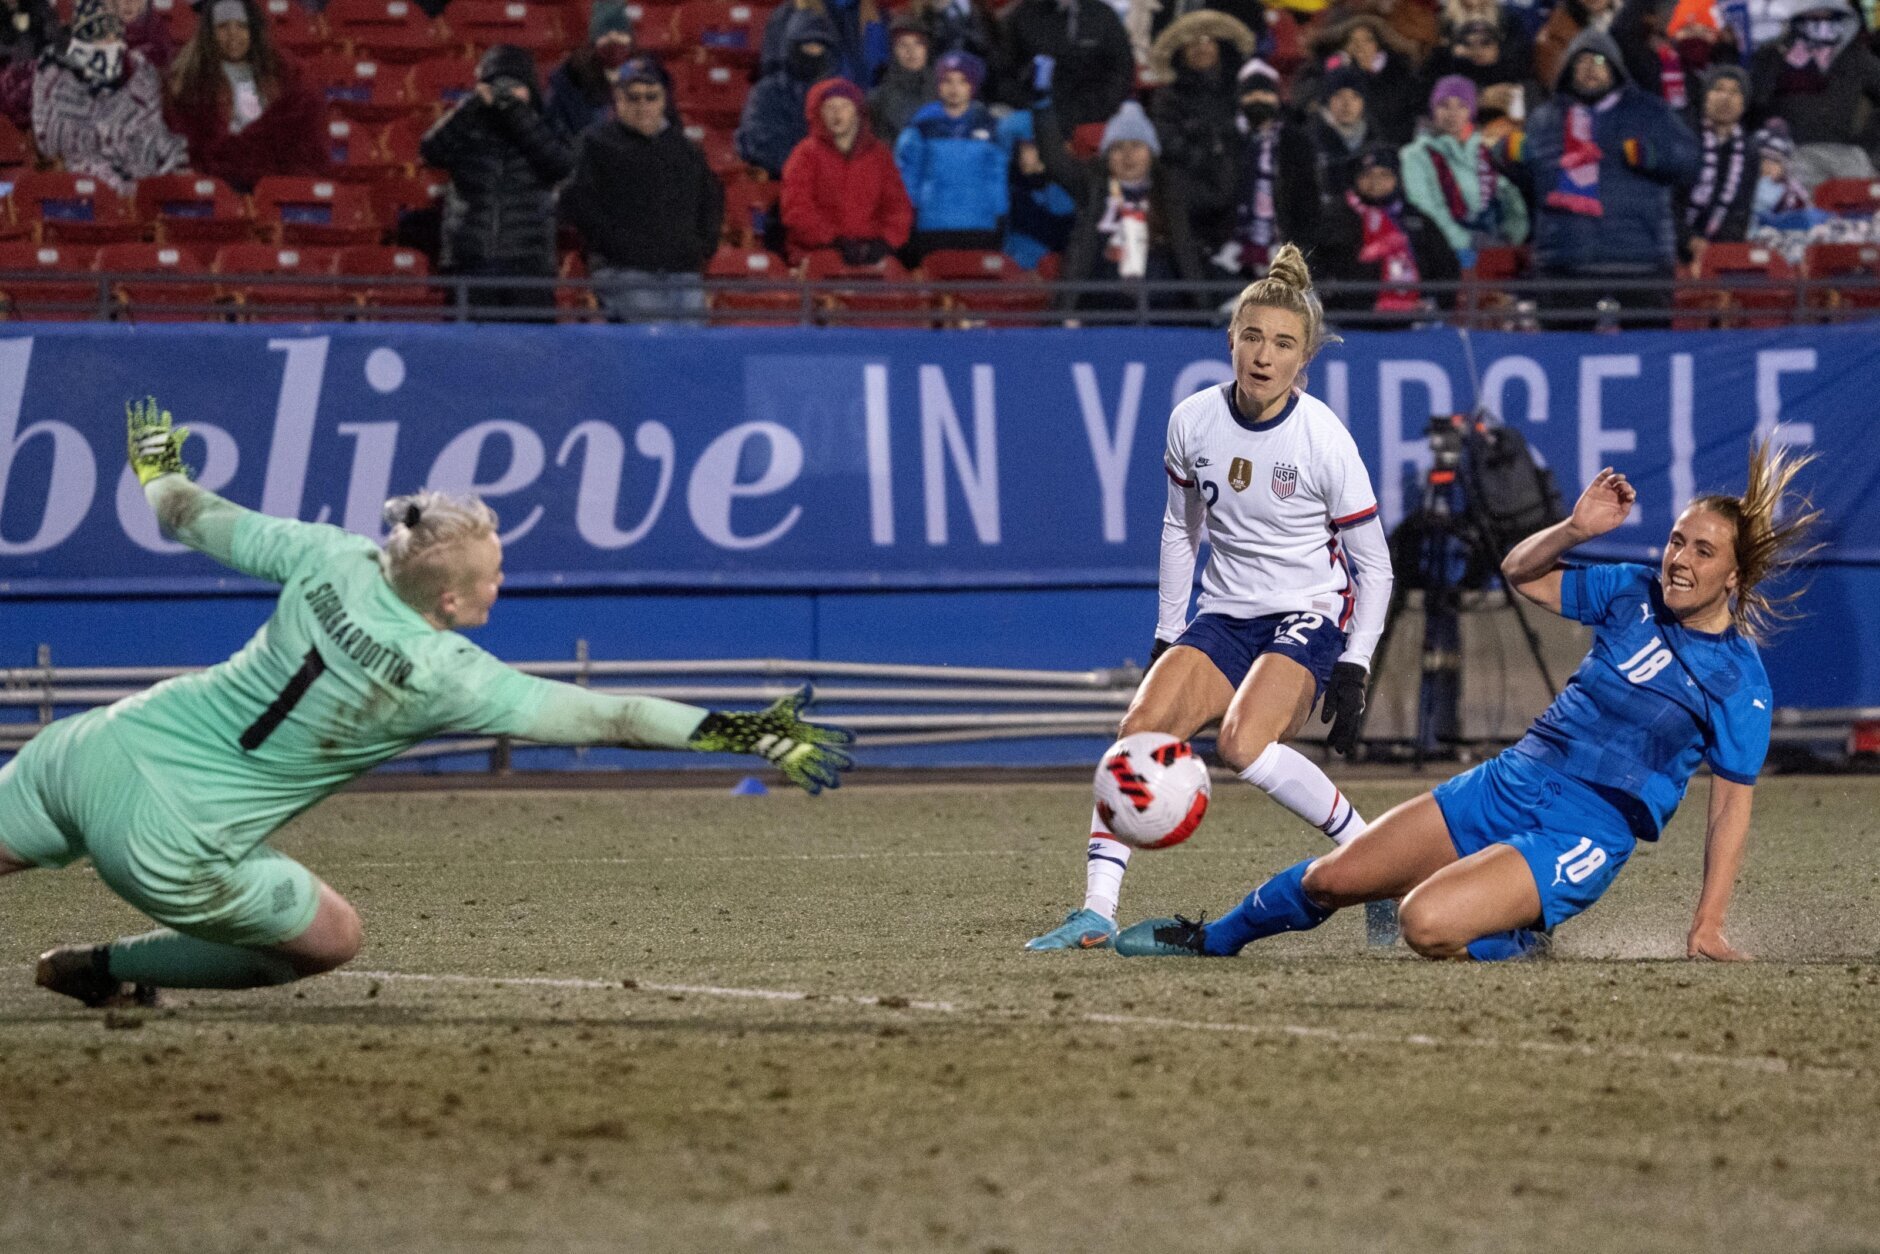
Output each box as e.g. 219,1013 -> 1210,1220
0,323 -> 1874,595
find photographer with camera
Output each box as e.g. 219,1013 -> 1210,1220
420,44 -> 575,319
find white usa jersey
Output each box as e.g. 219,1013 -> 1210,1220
1165,384 -> 1380,625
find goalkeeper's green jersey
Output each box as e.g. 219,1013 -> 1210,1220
95,493 -> 701,856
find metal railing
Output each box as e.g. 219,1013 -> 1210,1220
0,648 -> 1865,765
5,268 -> 1878,328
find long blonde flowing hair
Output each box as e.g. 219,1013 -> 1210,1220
1688,438 -> 1823,643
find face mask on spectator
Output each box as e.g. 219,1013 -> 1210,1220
596,38 -> 634,69
788,42 -> 831,81
68,37 -> 125,84
1240,100 -> 1277,128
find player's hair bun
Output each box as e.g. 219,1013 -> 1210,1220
1263,243 -> 1313,294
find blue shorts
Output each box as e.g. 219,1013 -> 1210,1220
1432,751 -> 1638,929
1176,610 -> 1346,699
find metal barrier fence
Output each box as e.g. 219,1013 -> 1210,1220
0,650 -> 1864,765
6,268 -> 1879,328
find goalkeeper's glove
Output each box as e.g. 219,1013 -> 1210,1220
687,683 -> 855,795
1319,661 -> 1369,758
126,396 -> 192,486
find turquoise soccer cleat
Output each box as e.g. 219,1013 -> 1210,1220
1024,908 -> 1117,951
1114,915 -> 1215,957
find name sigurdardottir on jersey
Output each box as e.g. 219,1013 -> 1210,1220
304,581 -> 415,690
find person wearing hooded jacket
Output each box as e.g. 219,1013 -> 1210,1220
1503,26 -> 1700,327
1213,57 -> 1321,275
781,78 -> 915,263
895,51 -> 1009,257
870,11 -> 936,139
1748,0 -> 1880,188
419,44 -> 576,317
738,7 -> 841,177
759,0 -> 886,87
995,0 -> 1134,130
1148,9 -> 1259,254
33,0 -> 187,193
544,0 -> 640,143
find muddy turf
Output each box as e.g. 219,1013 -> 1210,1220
3,775 -> 1878,1253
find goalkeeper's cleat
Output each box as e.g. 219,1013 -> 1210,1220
1023,908 -> 1117,951
34,944 -> 160,1009
125,396 -> 192,486
1114,914 -> 1215,957
687,684 -> 855,795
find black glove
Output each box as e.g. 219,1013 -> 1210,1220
837,236 -> 888,266
1148,637 -> 1172,665
1319,661 -> 1368,757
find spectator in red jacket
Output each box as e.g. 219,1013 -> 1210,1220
163,0 -> 326,192
781,78 -> 914,264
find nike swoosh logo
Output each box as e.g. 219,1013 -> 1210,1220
1077,933 -> 1109,948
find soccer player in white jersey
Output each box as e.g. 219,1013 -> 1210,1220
0,399 -> 853,1008
1028,244 -> 1395,950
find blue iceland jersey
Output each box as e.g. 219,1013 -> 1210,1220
1508,562 -> 1772,836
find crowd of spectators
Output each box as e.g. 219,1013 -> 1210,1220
5,0 -> 1880,322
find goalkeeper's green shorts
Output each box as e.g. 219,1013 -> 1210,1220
0,710 -> 320,947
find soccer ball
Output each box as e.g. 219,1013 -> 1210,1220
1093,732 -> 1211,850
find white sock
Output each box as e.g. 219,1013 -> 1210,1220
1238,743 -> 1368,846
1083,807 -> 1131,920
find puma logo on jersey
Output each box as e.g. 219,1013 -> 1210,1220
1640,603 -> 1652,623
1753,698 -> 1767,709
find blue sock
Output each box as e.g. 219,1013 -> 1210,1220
1201,859 -> 1334,956
1465,929 -> 1541,962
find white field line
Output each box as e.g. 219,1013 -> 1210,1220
351,848 -> 1270,868
336,969 -> 1840,1079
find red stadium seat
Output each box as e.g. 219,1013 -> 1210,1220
325,0 -> 449,62
8,172 -> 143,245
324,117 -> 402,181
719,173 -> 777,244
252,176 -> 383,245
1685,243 -> 1797,329
1462,243 -> 1531,327
306,54 -> 420,123
335,244 -> 444,312
1804,241 -> 1880,312
380,114 -> 431,171
625,1 -> 683,54
369,170 -> 448,226
921,249 -> 1049,323
410,55 -> 478,110
677,1 -> 772,64
212,243 -> 352,320
94,243 -> 219,322
448,0 -> 568,56
0,114 -> 31,171
802,249 -> 930,326
1811,177 -> 1880,217
670,60 -> 750,128
685,123 -> 744,178
0,241 -> 104,320
135,173 -> 253,246
148,0 -> 196,42
261,0 -> 330,57
706,245 -> 801,323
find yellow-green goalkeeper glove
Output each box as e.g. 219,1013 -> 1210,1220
126,396 -> 192,486
687,684 -> 855,795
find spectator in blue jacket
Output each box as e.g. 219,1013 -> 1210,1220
760,0 -> 885,87
737,8 -> 841,177
895,50 -> 1010,260
999,108 -> 1077,269
1505,27 -> 1700,328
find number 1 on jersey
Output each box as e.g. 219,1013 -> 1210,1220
240,647 -> 328,751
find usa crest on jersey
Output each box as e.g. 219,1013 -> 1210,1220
1271,463 -> 1298,499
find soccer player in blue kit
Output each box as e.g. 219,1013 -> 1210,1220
1115,440 -> 1819,961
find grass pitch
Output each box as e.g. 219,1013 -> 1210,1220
3,773 -> 1878,1254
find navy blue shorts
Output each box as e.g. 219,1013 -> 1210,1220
1432,751 -> 1638,929
1175,611 -> 1346,699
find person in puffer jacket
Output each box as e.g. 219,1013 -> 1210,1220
420,44 -> 576,318
895,51 -> 1010,260
1502,25 -> 1699,328
738,7 -> 842,177
781,78 -> 915,263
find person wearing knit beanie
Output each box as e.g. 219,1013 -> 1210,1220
1429,73 -> 1477,117
1099,98 -> 1160,159
933,49 -> 985,94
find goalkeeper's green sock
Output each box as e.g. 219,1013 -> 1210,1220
107,929 -> 301,989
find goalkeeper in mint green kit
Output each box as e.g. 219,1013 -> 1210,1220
0,398 -> 854,1008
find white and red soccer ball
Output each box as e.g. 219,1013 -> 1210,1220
1093,731 -> 1211,850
